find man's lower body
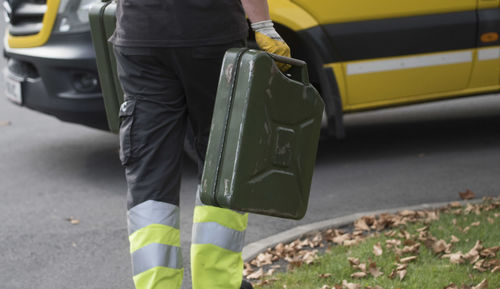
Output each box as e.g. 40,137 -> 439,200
113,40 -> 248,289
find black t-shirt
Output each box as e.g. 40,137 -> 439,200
109,0 -> 249,47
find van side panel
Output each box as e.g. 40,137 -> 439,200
291,0 -> 477,24
268,0 -> 318,31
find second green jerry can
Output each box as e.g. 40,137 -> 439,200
200,48 -> 324,220
89,0 -> 122,133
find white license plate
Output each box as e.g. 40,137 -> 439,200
4,72 -> 23,105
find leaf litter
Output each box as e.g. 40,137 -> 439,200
246,194 -> 499,288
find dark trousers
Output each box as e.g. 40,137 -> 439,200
113,41 -> 245,209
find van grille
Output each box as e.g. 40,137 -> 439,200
6,0 -> 48,36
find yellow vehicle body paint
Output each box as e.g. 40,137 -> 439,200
268,0 -> 318,30
291,0 -> 477,24
477,0 -> 500,9
8,0 -> 60,48
469,47 -> 500,88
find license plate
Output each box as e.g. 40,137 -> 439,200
4,71 -> 23,105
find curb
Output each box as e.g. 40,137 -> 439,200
242,199 -> 483,261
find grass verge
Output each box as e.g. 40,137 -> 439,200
246,198 -> 499,289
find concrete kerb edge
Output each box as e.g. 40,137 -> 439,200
242,199 -> 484,261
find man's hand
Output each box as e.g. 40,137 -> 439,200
251,20 -> 292,71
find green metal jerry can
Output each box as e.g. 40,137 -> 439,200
200,48 -> 324,220
89,0 -> 122,133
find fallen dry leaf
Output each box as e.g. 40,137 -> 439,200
318,273 -> 332,279
450,202 -> 462,208
433,240 -> 451,254
443,283 -> 458,289
342,280 -> 361,289
400,256 -> 418,263
251,252 -> 273,267
470,221 -> 480,227
287,259 -> 303,270
401,230 -> 412,240
396,263 -> 408,271
333,234 -> 351,245
416,226 -> 429,232
368,262 -> 383,278
246,268 -> 264,280
492,265 -> 500,273
388,269 -> 397,279
480,246 -> 499,258
320,285 -> 330,289
487,217 -> 494,224
356,263 -> 367,272
464,241 -> 483,263
343,239 -> 361,246
398,269 -> 407,281
350,272 -> 366,279
471,279 -> 488,289
373,242 -> 383,256
385,239 -> 401,249
399,210 -> 416,217
459,189 -> 475,200
442,251 -> 465,264
243,263 -> 254,276
67,217 -> 80,225
265,268 -> 276,276
302,250 -> 319,265
354,218 -> 370,231
473,260 -> 487,272
401,243 -> 420,254
451,235 -> 460,243
347,257 -> 360,267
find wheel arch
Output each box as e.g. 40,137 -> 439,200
266,26 -> 346,137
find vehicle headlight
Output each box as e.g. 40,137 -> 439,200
54,0 -> 101,33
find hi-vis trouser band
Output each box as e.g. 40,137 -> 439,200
127,193 -> 248,289
128,200 -> 183,289
191,191 -> 248,289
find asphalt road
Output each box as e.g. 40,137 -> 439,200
1,24 -> 500,289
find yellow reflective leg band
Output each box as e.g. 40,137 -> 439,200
192,205 -> 248,289
133,266 -> 184,289
193,206 -> 248,232
191,244 -> 243,289
129,224 -> 181,253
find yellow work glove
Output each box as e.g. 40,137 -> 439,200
251,20 -> 292,72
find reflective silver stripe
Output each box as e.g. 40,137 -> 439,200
346,51 -> 473,75
478,47 -> 500,61
132,243 -> 183,276
192,222 -> 246,252
128,200 -> 179,235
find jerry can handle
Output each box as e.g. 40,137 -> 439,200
268,53 -> 309,85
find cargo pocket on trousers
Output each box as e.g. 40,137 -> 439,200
118,99 -> 136,165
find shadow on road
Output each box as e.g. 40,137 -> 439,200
30,132 -> 198,193
316,96 -> 500,165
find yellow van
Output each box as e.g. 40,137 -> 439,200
4,0 -> 500,136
